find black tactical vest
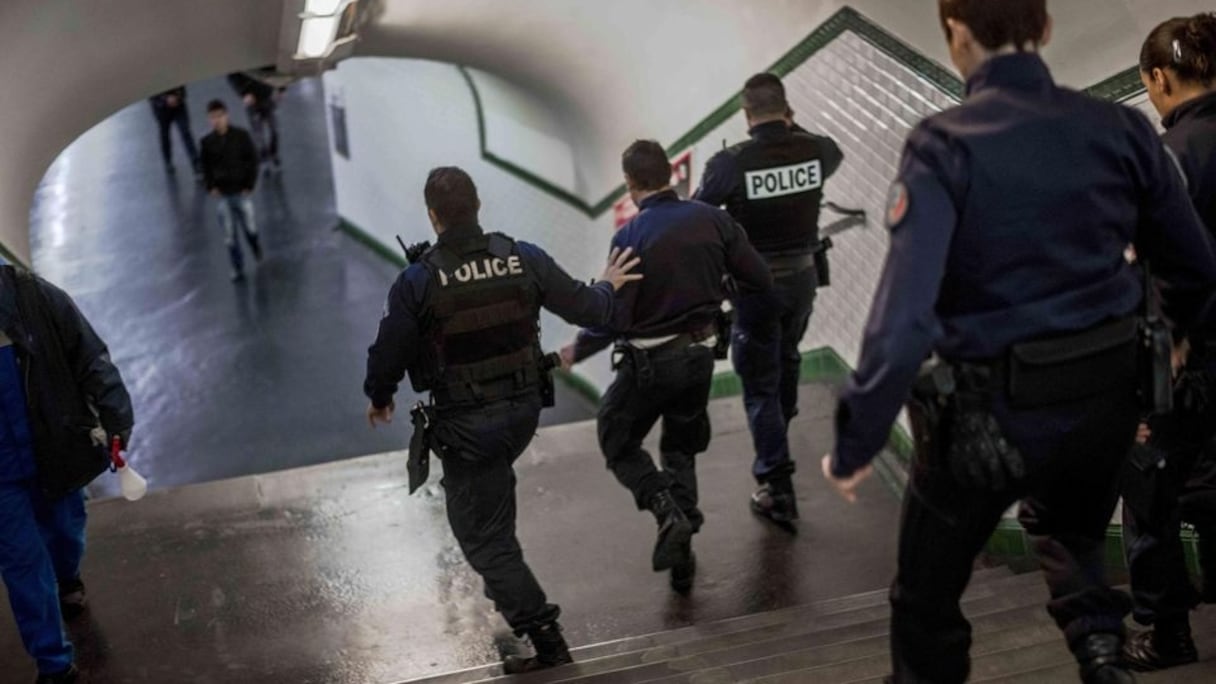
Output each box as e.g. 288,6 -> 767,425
724,130 -> 825,255
408,233 -> 542,407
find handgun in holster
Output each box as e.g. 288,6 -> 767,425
611,344 -> 654,388
713,308 -> 734,360
906,359 -> 956,477
813,237 -> 833,288
539,352 -> 562,408
407,402 -> 435,494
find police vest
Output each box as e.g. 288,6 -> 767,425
724,131 -> 826,255
409,233 -> 543,406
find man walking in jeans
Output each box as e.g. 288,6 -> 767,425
200,99 -> 261,282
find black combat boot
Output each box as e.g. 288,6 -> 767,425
1073,633 -> 1136,683
751,478 -> 798,525
650,489 -> 693,571
1122,619 -> 1198,671
502,622 -> 573,674
670,550 -> 697,594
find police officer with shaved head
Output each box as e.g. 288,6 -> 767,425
821,1 -> 1216,682
364,167 -> 641,674
694,73 -> 844,525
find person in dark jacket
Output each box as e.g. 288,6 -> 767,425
1120,11 -> 1216,672
822,1 -> 1216,682
564,141 -> 772,593
0,264 -> 134,684
147,85 -> 200,177
364,167 -> 641,674
227,72 -> 283,173
200,99 -> 262,282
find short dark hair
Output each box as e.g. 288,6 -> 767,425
621,140 -> 670,192
206,99 -> 227,113
424,167 -> 480,227
741,73 -> 789,118
1141,13 -> 1216,87
938,0 -> 1048,51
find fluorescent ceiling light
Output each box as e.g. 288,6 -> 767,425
305,0 -> 342,14
299,16 -> 340,58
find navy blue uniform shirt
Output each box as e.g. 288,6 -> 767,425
1162,89 -> 1216,233
0,338 -> 36,483
833,53 -> 1216,477
365,223 -> 617,409
573,190 -> 772,360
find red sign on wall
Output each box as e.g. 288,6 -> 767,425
613,150 -> 693,230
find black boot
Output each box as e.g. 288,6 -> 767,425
671,550 -> 697,594
58,577 -> 87,621
34,664 -> 78,684
751,478 -> 798,525
650,489 -> 692,571
502,622 -> 573,674
1073,633 -> 1136,684
1122,619 -> 1198,671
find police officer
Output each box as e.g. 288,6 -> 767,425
562,141 -> 771,593
363,167 -> 641,673
821,2 -> 1216,683
693,73 -> 843,525
1121,12 -> 1216,672
1,264 -> 135,684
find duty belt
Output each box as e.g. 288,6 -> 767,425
763,252 -> 815,279
613,323 -> 716,388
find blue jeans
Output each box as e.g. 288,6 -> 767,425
0,481 -> 86,674
731,267 -> 817,483
216,194 -> 259,272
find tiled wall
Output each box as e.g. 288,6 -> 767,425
687,31 -> 958,371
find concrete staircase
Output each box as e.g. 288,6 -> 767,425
398,567 -> 1216,684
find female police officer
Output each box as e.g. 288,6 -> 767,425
1121,11 -> 1216,672
822,2 -> 1216,683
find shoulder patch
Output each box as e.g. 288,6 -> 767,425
885,181 -> 910,228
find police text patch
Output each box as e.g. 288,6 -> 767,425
437,256 -> 523,287
744,160 -> 822,200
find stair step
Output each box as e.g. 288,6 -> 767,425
398,568 -> 1017,684
635,600 -> 1057,684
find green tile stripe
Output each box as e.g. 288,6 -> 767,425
0,240 -> 29,268
984,518 -> 1204,576
451,6 -> 1142,221
337,218 -> 406,268
1085,66 -> 1145,102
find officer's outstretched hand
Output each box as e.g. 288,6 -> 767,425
821,454 -> 873,504
600,247 -> 643,291
367,401 -> 394,428
559,344 -> 576,371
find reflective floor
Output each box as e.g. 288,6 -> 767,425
26,75 -> 595,498
0,384 -> 903,683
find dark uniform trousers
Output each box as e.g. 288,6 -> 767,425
597,343 -> 715,530
892,386 -> 1139,683
433,394 -> 559,634
732,266 -> 817,483
1123,348 -> 1216,626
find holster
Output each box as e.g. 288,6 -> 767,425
407,402 -> 435,494
612,344 -> 655,389
813,238 -> 833,288
539,352 -> 561,408
906,360 -> 956,478
713,308 -> 733,360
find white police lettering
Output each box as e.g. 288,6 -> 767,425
744,160 -> 822,200
438,255 -> 524,287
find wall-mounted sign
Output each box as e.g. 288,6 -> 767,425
613,150 -> 693,230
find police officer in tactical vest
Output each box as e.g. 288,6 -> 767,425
562,141 -> 771,593
822,2 -> 1216,682
694,73 -> 843,526
363,167 -> 642,673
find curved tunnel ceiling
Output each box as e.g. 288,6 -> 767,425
2,0 -> 1213,264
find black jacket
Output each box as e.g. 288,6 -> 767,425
200,126 -> 258,195
227,73 -> 277,111
1163,90 -> 1216,237
0,266 -> 134,496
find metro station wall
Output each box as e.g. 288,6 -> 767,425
323,58 -> 620,390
